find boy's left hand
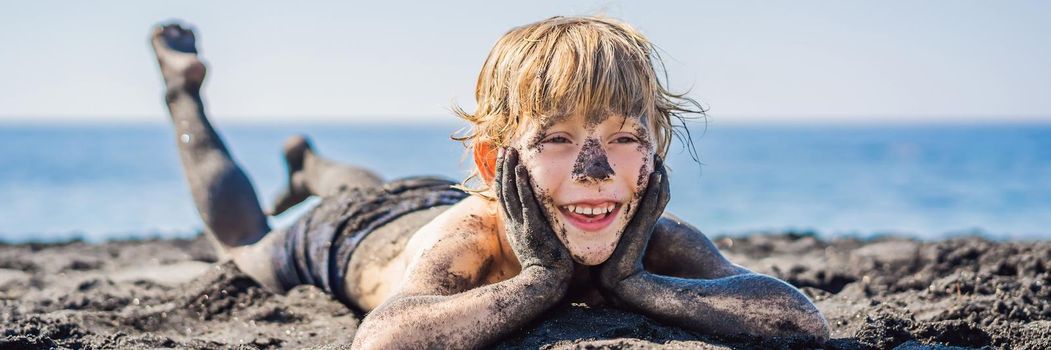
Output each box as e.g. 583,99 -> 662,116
596,157 -> 670,294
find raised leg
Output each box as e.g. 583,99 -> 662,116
268,135 -> 383,215
150,23 -> 268,250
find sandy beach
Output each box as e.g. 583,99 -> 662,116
1,232 -> 1048,349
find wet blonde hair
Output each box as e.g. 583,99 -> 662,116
453,15 -> 704,194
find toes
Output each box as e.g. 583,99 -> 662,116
164,25 -> 198,54
149,26 -> 169,51
152,22 -> 198,54
282,135 -> 314,171
268,135 -> 316,216
268,187 -> 309,216
269,171 -> 311,216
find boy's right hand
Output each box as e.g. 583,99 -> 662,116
495,148 -> 574,279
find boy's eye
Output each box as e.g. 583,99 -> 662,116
613,135 -> 639,144
543,135 -> 572,144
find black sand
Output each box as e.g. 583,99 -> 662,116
2,232 -> 1048,349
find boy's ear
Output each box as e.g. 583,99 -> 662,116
474,141 -> 498,184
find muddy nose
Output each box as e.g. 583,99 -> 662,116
572,138 -> 614,182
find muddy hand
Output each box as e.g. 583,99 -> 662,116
597,157 -> 670,292
495,148 -> 574,276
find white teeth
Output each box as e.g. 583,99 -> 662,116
564,203 -> 617,216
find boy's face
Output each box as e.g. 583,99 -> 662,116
511,112 -> 655,265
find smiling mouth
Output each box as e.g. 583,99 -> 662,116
558,202 -> 621,231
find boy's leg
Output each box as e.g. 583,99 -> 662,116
268,135 -> 383,215
151,24 -> 269,251
151,23 -> 291,290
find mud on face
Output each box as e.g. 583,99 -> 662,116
572,138 -> 615,183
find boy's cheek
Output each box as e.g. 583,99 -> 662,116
516,148 -> 569,189
608,151 -> 651,193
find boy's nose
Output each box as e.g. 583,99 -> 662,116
572,138 -> 614,183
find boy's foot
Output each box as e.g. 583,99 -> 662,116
268,135 -> 315,216
150,23 -> 206,90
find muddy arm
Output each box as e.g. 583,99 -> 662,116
612,271 -> 829,340
597,165 -> 829,341
643,215 -> 751,279
631,221 -> 828,340
352,265 -> 568,349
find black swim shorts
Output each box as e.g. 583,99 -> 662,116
269,176 -> 467,308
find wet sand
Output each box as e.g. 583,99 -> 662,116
1,232 -> 1048,349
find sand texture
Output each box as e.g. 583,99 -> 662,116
1,232 -> 1048,349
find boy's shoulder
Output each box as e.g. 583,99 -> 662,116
646,212 -> 749,279
654,213 -> 702,236
396,196 -> 508,295
408,195 -> 500,249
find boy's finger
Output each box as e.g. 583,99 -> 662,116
622,169 -> 659,230
494,146 -> 505,186
500,148 -> 522,223
503,150 -> 524,222
642,170 -> 663,214
495,148 -> 512,219
631,171 -> 664,233
648,161 -> 670,211
657,165 -> 671,209
515,164 -> 545,229
620,171 -> 661,245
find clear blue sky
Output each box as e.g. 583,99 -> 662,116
2,1 -> 1049,124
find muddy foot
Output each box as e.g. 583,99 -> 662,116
268,135 -> 315,216
150,22 -> 206,90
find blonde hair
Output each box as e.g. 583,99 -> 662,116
453,15 -> 704,194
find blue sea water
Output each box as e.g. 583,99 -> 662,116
0,122 -> 1048,242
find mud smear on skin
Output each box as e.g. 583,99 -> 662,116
424,217 -> 495,296
571,138 -> 615,183
632,121 -> 656,189
529,183 -> 588,268
532,187 -> 564,240
525,113 -> 573,154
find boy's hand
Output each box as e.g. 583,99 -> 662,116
597,157 -> 670,294
495,148 -> 574,278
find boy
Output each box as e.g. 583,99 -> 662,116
150,16 -> 829,349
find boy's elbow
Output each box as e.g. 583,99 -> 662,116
353,322 -> 412,350
351,322 -> 386,350
352,305 -> 408,350
751,274 -> 831,342
794,307 -> 831,343
780,284 -> 831,343
764,297 -> 830,343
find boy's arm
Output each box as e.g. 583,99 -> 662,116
642,215 -> 750,279
610,271 -> 829,341
353,149 -> 574,349
353,239 -> 568,349
597,167 -> 830,342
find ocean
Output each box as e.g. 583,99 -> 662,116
1,122 -> 1048,242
